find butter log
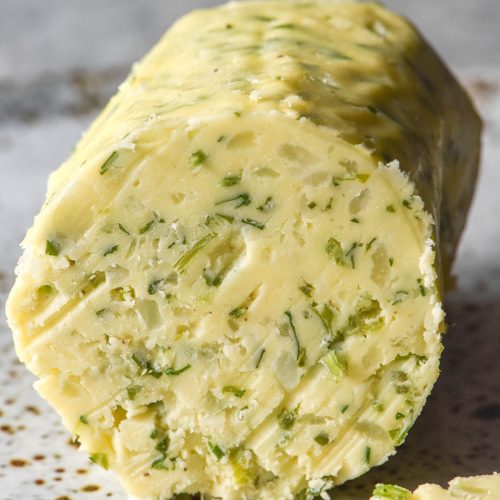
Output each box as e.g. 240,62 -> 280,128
7,1 -> 481,499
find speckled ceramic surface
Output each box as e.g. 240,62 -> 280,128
1,2 -> 499,499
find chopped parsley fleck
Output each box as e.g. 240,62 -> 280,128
103,244 -> 118,256
345,242 -> 362,268
350,217 -> 360,223
215,213 -> 235,223
311,302 -> 335,337
45,239 -> 60,256
277,407 -> 297,431
89,453 -> 109,470
314,433 -> 329,446
222,386 -> 246,398
402,199 -> 411,209
79,415 -> 89,425
395,412 -> 405,420
99,151 -> 119,175
220,174 -> 241,187
364,446 -> 371,464
174,232 -> 217,271
341,404 -> 349,414
234,111 -> 242,117
215,192 -> 251,208
164,364 -> 191,376
203,268 -> 222,287
189,149 -> 208,168
320,351 -> 345,378
308,201 -> 317,209
148,279 -> 165,295
139,219 -> 155,234
132,354 -> 163,379
118,223 -> 130,235
386,204 -> 396,213
208,441 -> 225,460
323,197 -> 333,211
299,280 -> 314,297
372,483 -> 411,500
325,237 -> 345,265
241,218 -> 265,230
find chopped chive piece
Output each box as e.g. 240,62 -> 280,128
350,217 -> 360,223
229,307 -> 247,318
254,15 -> 275,21
151,457 -> 168,470
323,197 -> 333,211
217,135 -> 225,143
366,237 -> 377,252
126,385 -> 141,400
45,239 -> 60,256
164,364 -> 191,376
99,151 -> 118,175
255,348 -> 265,368
222,386 -> 246,398
273,23 -> 295,29
341,404 -> 349,414
345,242 -> 362,269
417,278 -> 426,296
118,223 -> 130,235
215,213 -> 235,223
89,453 -> 109,470
299,280 -> 314,297
203,268 -> 222,287
386,204 -> 396,213
311,302 -> 334,337
325,237 -> 345,265
320,351 -> 346,378
208,442 -> 225,460
174,233 -> 217,271
215,192 -> 251,208
402,199 -> 411,209
189,149 -> 208,168
364,446 -> 371,464
79,415 -> 89,425
395,412 -> 405,420
103,244 -> 118,256
396,422 -> 413,445
139,219 -> 155,234
148,279 -> 164,295
277,407 -> 297,431
241,218 -> 265,230
132,354 -> 163,379
220,174 -> 241,187
372,483 -> 411,500
313,433 -> 329,446
155,436 -> 170,455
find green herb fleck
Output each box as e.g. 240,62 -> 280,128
127,385 -> 142,400
299,280 -> 314,297
320,351 -> 345,378
364,446 -> 371,464
79,415 -> 89,425
132,354 -> 163,379
155,436 -> 170,455
220,174 -> 241,187
217,135 -> 225,143
417,278 -> 426,296
234,111 -> 242,117
311,302 -> 335,337
391,290 -> 408,305
372,483 -> 411,500
373,400 -> 384,412
345,242 -> 362,268
308,201 -> 317,209
45,239 -> 60,256
241,218 -> 265,230
222,386 -> 246,398
273,23 -> 295,29
189,150 -> 208,168
257,196 -> 274,212
174,233 -> 217,271
99,151 -> 118,175
285,310 -> 304,365
313,433 -> 329,446
389,257 -> 394,267
323,197 -> 333,211
89,453 -> 109,470
203,268 -> 222,287
139,219 -> 155,234
255,348 -> 265,368
215,193 -> 251,208
37,284 -> 53,295
118,223 -> 130,235
325,237 -> 345,265
215,213 -> 235,223
350,218 -> 360,223
103,244 -> 118,256
395,412 -> 405,420
386,204 -> 396,213
341,404 -> 349,414
357,173 -> 370,183
148,279 -> 165,295
229,307 -> 247,318
402,199 -> 411,209
208,441 -> 225,460
164,364 -> 191,376
277,407 -> 297,431
366,237 -> 377,252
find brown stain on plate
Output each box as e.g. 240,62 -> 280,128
81,484 -> 100,492
10,458 -> 29,467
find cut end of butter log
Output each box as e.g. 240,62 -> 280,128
371,473 -> 500,500
6,1 -> 481,499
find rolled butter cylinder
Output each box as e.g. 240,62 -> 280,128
7,1 -> 481,499
371,473 -> 500,500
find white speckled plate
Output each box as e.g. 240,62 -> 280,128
1,2 -> 499,499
